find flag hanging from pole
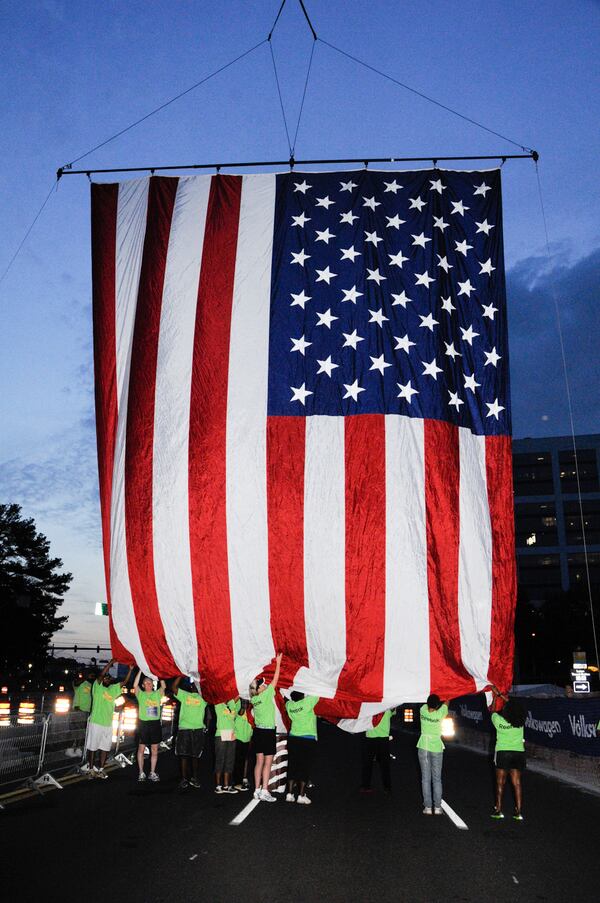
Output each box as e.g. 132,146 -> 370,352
91,168 -> 516,722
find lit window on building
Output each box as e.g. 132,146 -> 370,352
515,502 -> 558,546
567,552 -> 600,590
513,453 -> 554,495
563,499 -> 600,545
558,449 -> 599,493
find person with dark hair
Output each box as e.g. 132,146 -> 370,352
133,669 -> 166,783
285,691 -> 319,805
250,652 -> 283,802
214,699 -> 238,794
490,687 -> 526,821
417,693 -> 449,815
73,672 -> 93,714
232,699 -> 253,791
360,708 -> 396,793
171,676 -> 207,791
85,659 -> 133,778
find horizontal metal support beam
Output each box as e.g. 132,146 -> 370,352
57,151 -> 538,179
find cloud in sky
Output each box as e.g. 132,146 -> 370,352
507,246 -> 600,438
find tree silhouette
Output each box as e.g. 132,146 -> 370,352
0,504 -> 71,668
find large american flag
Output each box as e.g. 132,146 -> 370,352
91,168 -> 516,726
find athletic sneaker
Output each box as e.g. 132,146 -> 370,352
189,778 -> 201,789
178,779 -> 190,792
215,785 -> 224,794
224,786 -> 238,794
253,788 -> 261,799
242,778 -> 249,791
286,792 -> 295,803
259,789 -> 277,803
148,771 -> 160,782
491,809 -> 504,819
138,772 -> 146,782
422,807 -> 433,815
93,767 -> 108,780
79,763 -> 91,774
434,807 -> 443,815
297,795 -> 311,805
513,812 -> 524,821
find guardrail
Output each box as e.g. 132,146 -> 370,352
0,704 -> 175,801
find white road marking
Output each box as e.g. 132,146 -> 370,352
512,876 -> 519,885
189,854 -> 198,861
441,799 -> 469,830
229,797 -> 261,825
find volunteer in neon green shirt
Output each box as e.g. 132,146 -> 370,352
85,659 -> 132,778
171,676 -> 207,791
73,676 -> 92,713
361,708 -> 396,792
490,687 -> 526,821
250,651 -> 283,802
133,669 -> 166,783
214,701 -> 238,793
417,695 -> 448,814
285,692 -> 319,804
232,701 -> 253,791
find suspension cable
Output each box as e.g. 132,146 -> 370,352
61,39 -> 267,170
268,40 -> 293,156
319,37 -> 535,154
0,181 -> 57,289
291,38 -> 316,155
534,160 -> 599,670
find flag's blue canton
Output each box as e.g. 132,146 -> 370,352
267,169 -> 510,436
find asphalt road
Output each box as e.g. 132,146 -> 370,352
1,723 -> 598,903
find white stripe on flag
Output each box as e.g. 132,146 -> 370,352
458,428 -> 493,689
226,174 -> 277,695
297,416 -> 346,697
152,176 -> 211,675
384,415 -> 429,699
110,179 -> 151,673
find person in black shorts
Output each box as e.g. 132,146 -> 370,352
490,687 -> 526,821
133,670 -> 166,782
171,676 -> 207,791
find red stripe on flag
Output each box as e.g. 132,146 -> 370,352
124,176 -> 179,676
335,414 -> 386,703
189,174 -> 242,701
485,435 -> 517,691
91,183 -> 131,664
425,420 -> 476,698
267,416 -> 308,680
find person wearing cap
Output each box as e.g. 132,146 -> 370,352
171,676 -> 207,792
285,691 -> 319,805
84,659 -> 132,779
360,708 -> 396,793
250,652 -> 283,803
213,698 -> 238,794
133,669 -> 166,783
417,694 -> 449,815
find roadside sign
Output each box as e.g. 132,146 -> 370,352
573,680 -> 590,693
94,602 -> 109,616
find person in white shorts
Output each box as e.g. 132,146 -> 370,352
85,659 -> 132,779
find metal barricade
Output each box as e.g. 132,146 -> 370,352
160,702 -> 175,749
0,713 -> 48,790
40,711 -> 90,782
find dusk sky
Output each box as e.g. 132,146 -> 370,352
1,1 -> 599,649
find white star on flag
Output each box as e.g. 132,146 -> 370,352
293,181 -> 311,194
486,398 -> 505,419
343,379 -> 365,401
429,178 -> 446,194
476,219 -> 495,235
415,271 -> 435,288
422,358 -> 443,379
290,335 -> 311,355
397,380 -> 419,403
448,390 -> 464,411
290,290 -> 311,309
419,313 -> 438,331
316,196 -> 335,209
369,309 -> 389,327
367,268 -> 386,284
340,180 -> 358,192
392,290 -> 412,307
340,210 -> 359,224
441,296 -> 455,314
412,233 -> 432,248
389,250 -> 409,268
409,196 -> 426,211
464,373 -> 481,392
474,181 -> 491,197
291,249 -> 310,266
444,341 -> 462,360
482,302 -> 498,320
484,347 -> 502,367
363,196 -> 381,210
290,383 -> 312,404
365,230 -> 383,246
457,279 -> 475,298
341,285 -> 363,304
315,228 -> 336,244
437,254 -> 453,273
342,329 -> 365,349
292,212 -> 310,227
316,266 -> 337,284
451,200 -> 469,216
316,356 -> 338,377
455,239 -> 473,257
370,354 -> 392,374
460,325 -> 479,345
479,258 -> 496,276
386,214 -> 406,229
316,309 -> 338,328
340,246 -> 361,262
394,334 -> 416,353
384,180 -> 402,193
